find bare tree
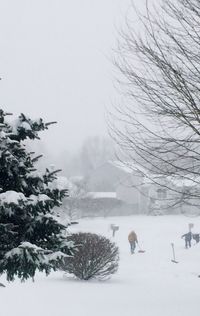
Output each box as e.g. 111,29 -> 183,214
110,0 -> 200,211
80,136 -> 115,175
61,177 -> 87,220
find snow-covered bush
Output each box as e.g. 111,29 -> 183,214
61,232 -> 119,280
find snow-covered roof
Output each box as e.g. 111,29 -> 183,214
167,176 -> 200,188
142,174 -> 200,188
109,160 -> 147,175
87,192 -> 117,199
142,174 -> 167,186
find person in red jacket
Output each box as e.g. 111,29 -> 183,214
128,230 -> 138,254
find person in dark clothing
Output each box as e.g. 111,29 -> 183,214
181,232 -> 192,248
193,234 -> 200,244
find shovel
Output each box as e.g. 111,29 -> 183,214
138,243 -> 145,253
171,243 -> 178,263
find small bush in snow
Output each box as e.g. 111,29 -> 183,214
61,232 -> 119,280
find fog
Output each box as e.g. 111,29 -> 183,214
0,0 -> 131,164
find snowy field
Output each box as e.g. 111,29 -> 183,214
1,215 -> 200,316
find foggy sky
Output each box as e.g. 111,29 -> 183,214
0,0 -> 131,156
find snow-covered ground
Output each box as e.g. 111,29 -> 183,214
1,215 -> 200,316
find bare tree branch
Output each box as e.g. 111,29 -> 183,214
110,0 -> 200,211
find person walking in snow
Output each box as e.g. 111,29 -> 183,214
128,230 -> 138,254
181,231 -> 192,248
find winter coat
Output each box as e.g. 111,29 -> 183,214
128,231 -> 138,243
182,232 -> 192,241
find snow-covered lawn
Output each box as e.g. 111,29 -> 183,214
1,215 -> 200,316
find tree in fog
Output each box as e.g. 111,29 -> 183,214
111,0 -> 200,209
63,136 -> 115,177
62,177 -> 87,220
80,136 -> 115,175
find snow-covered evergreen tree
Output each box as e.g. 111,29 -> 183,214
0,109 -> 72,281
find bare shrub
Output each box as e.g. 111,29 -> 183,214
61,232 -> 119,280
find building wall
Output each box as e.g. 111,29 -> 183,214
86,162 -> 133,192
116,174 -> 147,212
116,184 -> 139,205
86,161 -> 149,213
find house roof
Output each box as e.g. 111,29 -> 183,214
166,176 -> 200,188
87,192 -> 117,199
108,160 -> 147,175
142,174 -> 200,188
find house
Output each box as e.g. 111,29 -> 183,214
86,161 -> 149,213
86,161 -> 188,215
143,176 -> 172,214
84,160 -> 200,216
142,174 -> 200,215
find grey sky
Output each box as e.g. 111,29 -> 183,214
0,0 -> 130,154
